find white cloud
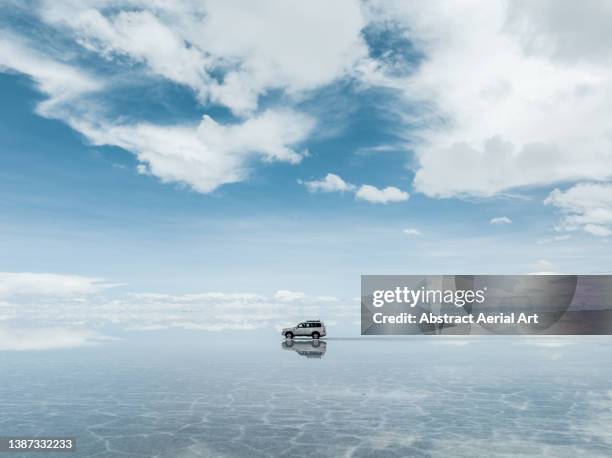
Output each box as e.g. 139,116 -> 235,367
76,109 -> 315,193
538,234 -> 571,244
0,272 -> 352,334
505,0 -> 612,65
0,34 -> 315,194
354,144 -> 399,156
528,259 -> 561,275
490,216 -> 512,225
300,173 -> 355,193
300,175 -> 409,205
9,0 -> 612,202
355,185 -> 409,204
0,325 -> 116,351
517,337 -> 572,348
584,224 -> 612,237
0,34 -> 102,117
38,0 -> 368,116
403,228 -> 422,236
366,0 -> 612,197
0,272 -> 119,298
41,8 -> 211,98
432,338 -> 473,347
197,0 -> 368,115
0,6 -> 329,194
274,290 -> 308,302
544,183 -> 612,236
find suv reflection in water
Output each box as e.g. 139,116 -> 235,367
282,339 -> 327,359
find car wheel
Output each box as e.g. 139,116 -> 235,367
285,332 -> 294,339
312,332 -> 320,339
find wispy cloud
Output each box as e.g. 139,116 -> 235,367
0,325 -> 116,351
274,290 -> 308,301
490,216 -> 512,225
0,272 -> 121,298
545,183 -> 612,236
354,144 -> 401,156
538,234 -> 571,244
402,228 -> 422,236
0,33 -> 102,118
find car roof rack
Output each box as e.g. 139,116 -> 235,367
306,320 -> 321,322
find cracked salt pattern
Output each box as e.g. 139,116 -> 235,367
0,333 -> 610,457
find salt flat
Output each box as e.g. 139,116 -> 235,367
0,332 -> 610,457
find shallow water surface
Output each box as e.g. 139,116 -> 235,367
0,333 -> 610,457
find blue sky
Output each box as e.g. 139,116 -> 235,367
1,1 -> 612,337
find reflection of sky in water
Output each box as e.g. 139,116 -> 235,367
1,332 -> 611,457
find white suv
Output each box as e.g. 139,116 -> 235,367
282,320 -> 326,340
